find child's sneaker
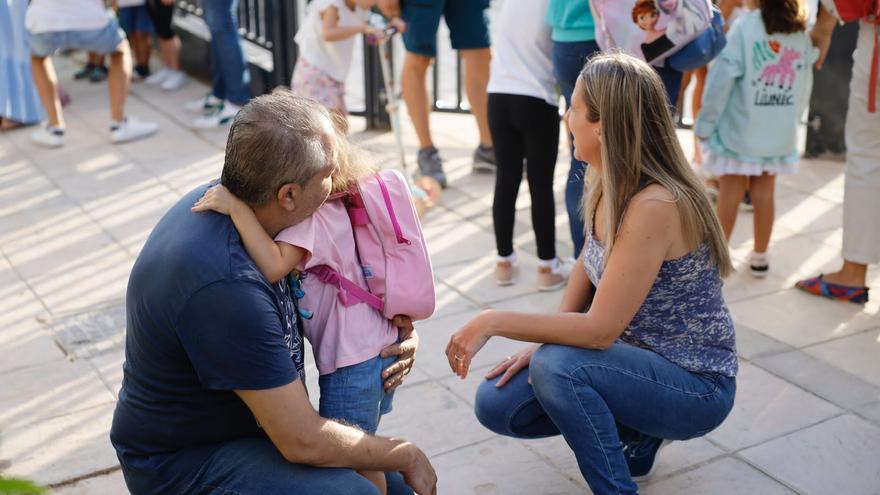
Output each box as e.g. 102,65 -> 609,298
145,67 -> 171,86
30,124 -> 64,148
495,259 -> 519,286
74,62 -> 96,80
89,65 -> 108,83
160,70 -> 188,91
417,146 -> 447,189
110,117 -> 159,143
749,251 -> 769,279
537,258 -> 573,292
191,101 -> 241,129
185,93 -> 224,114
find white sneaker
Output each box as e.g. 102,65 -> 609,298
110,117 -> 159,143
537,258 -> 574,292
184,93 -> 223,113
30,124 -> 64,148
145,68 -> 171,86
191,102 -> 241,129
160,70 -> 188,92
749,251 -> 769,279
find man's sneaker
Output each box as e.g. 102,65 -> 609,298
89,65 -> 108,83
185,93 -> 224,114
417,146 -> 447,189
74,63 -> 96,80
627,437 -> 672,482
145,67 -> 171,86
30,124 -> 64,148
495,259 -> 519,286
110,117 -> 159,144
473,144 -> 496,174
749,251 -> 769,279
160,70 -> 188,91
191,102 -> 241,129
537,258 -> 574,292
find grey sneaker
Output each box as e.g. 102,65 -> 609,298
417,146 -> 447,189
473,144 -> 496,173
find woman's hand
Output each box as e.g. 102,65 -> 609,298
445,311 -> 495,379
380,316 -> 418,392
484,344 -> 541,388
192,184 -> 244,216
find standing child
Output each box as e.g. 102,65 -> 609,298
695,0 -> 817,277
292,0 -> 396,117
192,117 -> 428,495
116,0 -> 154,81
489,0 -> 571,290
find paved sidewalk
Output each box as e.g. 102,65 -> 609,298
1,55 -> 879,494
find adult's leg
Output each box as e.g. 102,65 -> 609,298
445,0 -> 492,148
553,40 -> 600,258
522,97 -> 561,261
489,93 -> 525,258
460,48 -> 492,148
146,0 -> 181,70
748,173 -> 775,254
529,343 -> 735,495
654,62 -> 683,110
716,174 -> 748,240
106,40 -> 132,122
30,55 -> 63,127
401,53 -> 434,149
131,32 -> 151,68
201,0 -> 250,105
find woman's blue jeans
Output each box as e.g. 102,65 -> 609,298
553,40 -> 601,259
474,343 -> 735,495
201,0 -> 250,106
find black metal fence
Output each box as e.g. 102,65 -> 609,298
173,0 -> 468,128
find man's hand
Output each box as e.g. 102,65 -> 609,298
380,316 -> 417,392
398,443 -> 437,495
811,4 -> 836,70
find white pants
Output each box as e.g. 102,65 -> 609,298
843,21 -> 880,265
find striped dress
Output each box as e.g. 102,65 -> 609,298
1,0 -> 44,124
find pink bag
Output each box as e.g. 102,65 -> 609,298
309,170 -> 436,321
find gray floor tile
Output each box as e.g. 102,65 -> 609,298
641,457 -> 795,494
740,414 -> 880,495
803,328 -> 880,388
51,470 -> 127,495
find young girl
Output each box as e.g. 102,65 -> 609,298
292,0 -> 399,116
192,121 -> 401,494
445,52 -> 736,494
695,0 -> 817,277
488,0 -> 571,290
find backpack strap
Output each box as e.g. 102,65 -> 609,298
375,174 -> 411,245
309,265 -> 385,312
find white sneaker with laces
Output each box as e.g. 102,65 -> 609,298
749,251 -> 769,279
184,93 -> 223,114
160,70 -> 188,91
145,68 -> 171,86
30,124 -> 64,148
111,117 -> 159,144
191,102 -> 241,129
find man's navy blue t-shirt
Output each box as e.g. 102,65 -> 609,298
110,185 -> 305,493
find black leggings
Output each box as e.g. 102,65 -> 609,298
489,93 -> 560,260
146,0 -> 175,40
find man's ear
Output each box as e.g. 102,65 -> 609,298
277,183 -> 301,212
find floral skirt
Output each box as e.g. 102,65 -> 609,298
290,57 -> 346,115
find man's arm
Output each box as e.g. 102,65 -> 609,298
236,380 -> 437,494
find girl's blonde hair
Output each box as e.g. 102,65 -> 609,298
578,52 -> 732,277
327,112 -> 379,193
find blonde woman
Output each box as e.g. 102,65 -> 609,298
445,52 -> 737,494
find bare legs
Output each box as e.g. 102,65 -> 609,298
30,55 -> 64,128
717,173 -> 774,254
461,47 -> 492,148
822,261 -> 869,287
107,42 -> 133,122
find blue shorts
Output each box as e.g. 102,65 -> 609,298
28,18 -> 126,58
401,0 -> 491,58
318,354 -> 396,434
118,5 -> 155,34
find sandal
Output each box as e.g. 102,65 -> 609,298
795,275 -> 869,304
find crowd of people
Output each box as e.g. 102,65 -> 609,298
1,0 -> 877,494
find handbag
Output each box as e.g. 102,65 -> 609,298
667,5 -> 726,71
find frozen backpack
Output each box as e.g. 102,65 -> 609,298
309,169 -> 436,321
590,0 -> 715,66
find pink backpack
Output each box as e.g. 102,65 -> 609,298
309,170 -> 436,321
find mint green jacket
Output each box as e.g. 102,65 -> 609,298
545,0 -> 595,42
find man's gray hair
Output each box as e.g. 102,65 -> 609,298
221,91 -> 335,205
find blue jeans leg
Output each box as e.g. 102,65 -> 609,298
552,40 -> 601,258
201,0 -> 250,105
654,62 -> 683,110
177,437 -> 413,495
527,343 -> 736,495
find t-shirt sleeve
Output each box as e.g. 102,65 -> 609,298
176,280 -> 299,391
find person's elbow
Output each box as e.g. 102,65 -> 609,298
277,429 -> 328,466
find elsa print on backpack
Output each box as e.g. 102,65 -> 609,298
191,121 -> 435,494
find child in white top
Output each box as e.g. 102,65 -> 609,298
292,0 -> 402,116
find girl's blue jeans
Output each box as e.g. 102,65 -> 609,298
201,0 -> 251,106
474,342 -> 735,495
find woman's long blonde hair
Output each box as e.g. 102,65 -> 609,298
579,52 -> 732,277
327,112 -> 378,193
